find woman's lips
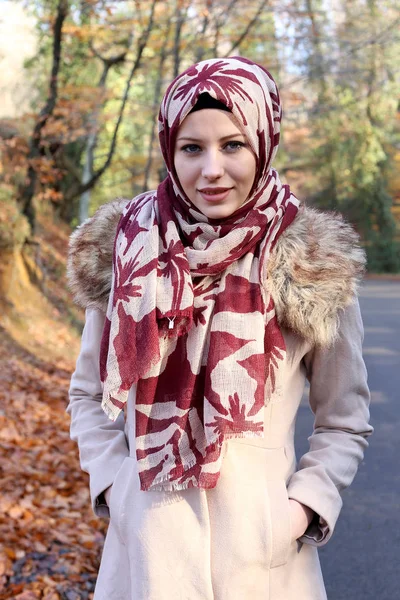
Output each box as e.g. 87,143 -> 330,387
198,187 -> 233,202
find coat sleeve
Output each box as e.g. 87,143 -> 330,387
67,307 -> 129,517
286,297 -> 373,546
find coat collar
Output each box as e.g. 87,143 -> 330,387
67,200 -> 365,347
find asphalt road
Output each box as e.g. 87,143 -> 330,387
294,280 -> 400,600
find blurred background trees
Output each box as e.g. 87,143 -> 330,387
0,0 -> 399,275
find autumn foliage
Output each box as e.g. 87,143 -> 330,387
0,216 -> 102,599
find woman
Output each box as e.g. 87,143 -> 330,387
67,57 -> 372,600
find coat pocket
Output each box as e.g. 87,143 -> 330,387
108,456 -> 133,545
266,477 -> 291,568
219,443 -> 292,573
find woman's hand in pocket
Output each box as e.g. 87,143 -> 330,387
288,499 -> 314,542
104,485 -> 113,507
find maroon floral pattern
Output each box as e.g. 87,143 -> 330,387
100,57 -> 300,491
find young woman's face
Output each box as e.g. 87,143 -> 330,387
174,109 -> 256,220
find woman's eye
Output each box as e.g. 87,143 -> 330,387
179,141 -> 246,154
181,144 -> 201,154
224,141 -> 246,152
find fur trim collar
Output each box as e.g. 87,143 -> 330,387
67,200 -> 365,347
266,205 -> 365,346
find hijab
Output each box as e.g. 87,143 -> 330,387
100,57 -> 299,491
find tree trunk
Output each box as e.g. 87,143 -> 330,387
305,0 -> 328,101
142,18 -> 172,192
79,165 -> 92,224
78,52 -> 128,223
173,0 -> 188,77
19,0 -> 68,233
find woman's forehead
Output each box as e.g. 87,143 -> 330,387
176,109 -> 245,140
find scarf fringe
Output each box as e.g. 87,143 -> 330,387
101,399 -> 120,422
144,429 -> 264,492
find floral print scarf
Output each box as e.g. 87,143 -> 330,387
100,57 -> 299,491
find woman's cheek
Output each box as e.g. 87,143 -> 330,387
174,158 -> 194,198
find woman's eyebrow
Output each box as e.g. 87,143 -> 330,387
176,133 -> 246,143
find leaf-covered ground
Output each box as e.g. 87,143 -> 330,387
0,217 -> 106,599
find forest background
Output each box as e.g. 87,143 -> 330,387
0,0 -> 399,598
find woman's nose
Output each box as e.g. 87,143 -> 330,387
201,150 -> 224,180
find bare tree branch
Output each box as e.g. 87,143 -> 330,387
280,16 -> 400,90
210,0 -> 240,56
223,0 -> 269,57
65,0 -> 158,203
77,34 -> 134,222
89,38 -> 132,69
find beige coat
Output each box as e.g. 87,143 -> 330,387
67,203 -> 372,600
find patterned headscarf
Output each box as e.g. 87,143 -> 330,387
100,57 -> 299,491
